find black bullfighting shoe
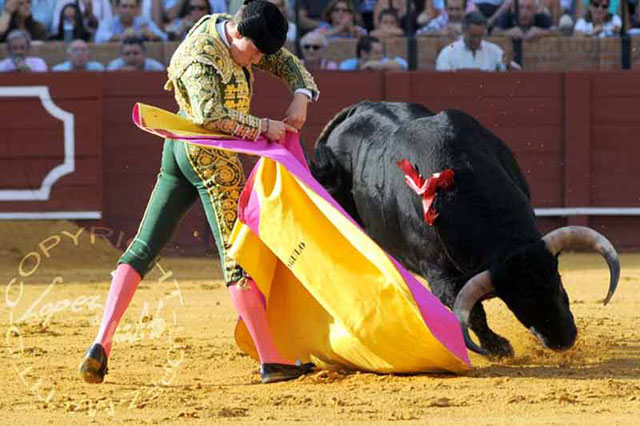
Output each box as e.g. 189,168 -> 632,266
79,343 -> 109,384
260,361 -> 315,384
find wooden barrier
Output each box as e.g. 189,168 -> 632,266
0,73 -> 102,216
0,71 -> 639,251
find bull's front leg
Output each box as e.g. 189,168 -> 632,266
469,303 -> 514,358
422,264 -> 515,358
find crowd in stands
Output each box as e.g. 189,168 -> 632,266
0,0 -> 638,73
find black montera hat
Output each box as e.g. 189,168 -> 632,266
237,0 -> 288,55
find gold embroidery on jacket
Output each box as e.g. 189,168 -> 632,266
255,48 -> 319,100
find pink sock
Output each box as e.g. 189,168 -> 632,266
229,278 -> 292,365
93,263 -> 142,357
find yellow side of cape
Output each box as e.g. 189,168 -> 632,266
230,160 -> 471,374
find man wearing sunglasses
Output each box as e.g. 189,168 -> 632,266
300,30 -> 337,69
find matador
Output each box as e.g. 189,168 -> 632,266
80,0 -> 320,384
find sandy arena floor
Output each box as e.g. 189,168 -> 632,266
0,222 -> 639,425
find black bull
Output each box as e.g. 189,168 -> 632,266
310,101 -> 620,357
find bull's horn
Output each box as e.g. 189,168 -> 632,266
453,270 -> 495,356
542,226 -> 620,305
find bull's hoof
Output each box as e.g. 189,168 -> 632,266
482,336 -> 514,359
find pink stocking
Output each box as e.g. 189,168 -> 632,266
93,263 -> 142,357
228,278 -> 291,365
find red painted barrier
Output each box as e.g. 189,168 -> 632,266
0,71 -> 639,251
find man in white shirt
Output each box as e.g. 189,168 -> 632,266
435,11 -> 506,71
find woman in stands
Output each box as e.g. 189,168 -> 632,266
318,0 -> 367,38
49,3 -> 92,42
0,0 -> 47,42
369,7 -> 405,39
574,0 -> 621,37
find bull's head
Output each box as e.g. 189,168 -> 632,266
453,226 -> 620,356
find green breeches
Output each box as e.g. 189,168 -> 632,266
119,138 -> 245,284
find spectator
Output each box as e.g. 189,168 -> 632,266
486,0 -> 561,25
417,0 -> 446,27
370,7 -> 405,39
435,11 -> 508,71
158,0 -> 225,25
52,38 -> 104,70
417,0 -> 466,36
268,0 -> 296,42
0,0 -> 56,33
300,30 -> 338,70
106,37 -> 165,71
574,0 -> 621,36
374,0 -> 424,32
339,35 -> 408,70
493,0 -> 555,41
575,0 -> 620,19
51,0 -> 114,35
165,0 -> 210,41
0,29 -> 46,72
375,0 -> 408,23
94,0 -> 167,43
49,2 -> 91,41
468,0 -> 505,25
290,0 -> 333,33
318,0 -> 367,38
0,0 -> 47,42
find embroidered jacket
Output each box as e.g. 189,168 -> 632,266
165,14 -> 319,140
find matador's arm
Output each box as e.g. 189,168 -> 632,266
178,62 -> 262,140
254,47 -> 320,101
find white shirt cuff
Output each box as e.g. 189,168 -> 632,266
295,88 -> 314,100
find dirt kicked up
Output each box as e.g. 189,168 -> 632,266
0,221 -> 639,424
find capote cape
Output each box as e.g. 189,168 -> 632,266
133,103 -> 471,374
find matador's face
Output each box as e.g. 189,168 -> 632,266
226,22 -> 264,67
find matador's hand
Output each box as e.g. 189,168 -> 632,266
262,119 -> 298,142
284,92 -> 310,131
